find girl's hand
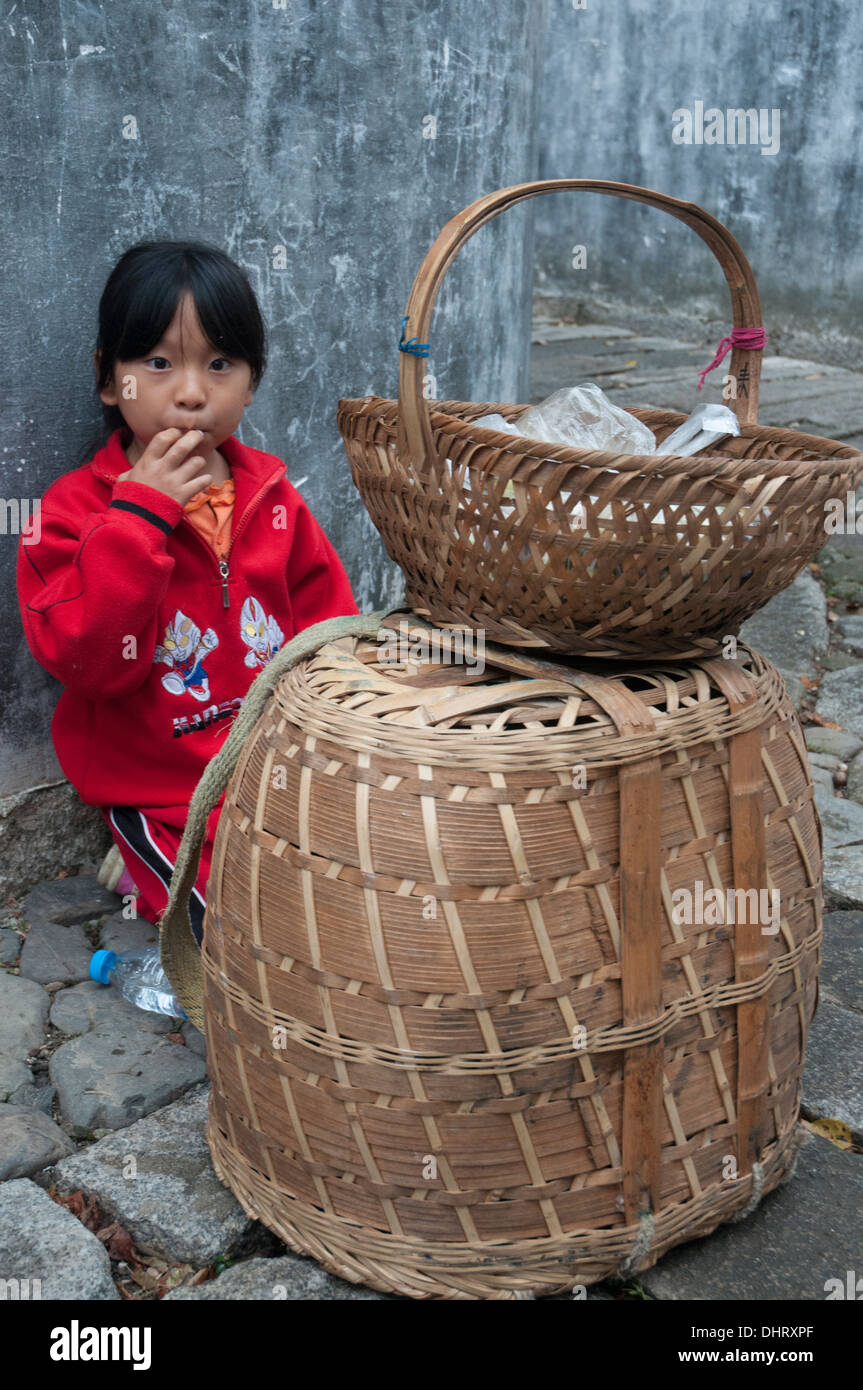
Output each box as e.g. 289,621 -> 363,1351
119,428 -> 212,506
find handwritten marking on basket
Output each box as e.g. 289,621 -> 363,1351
824,491 -> 863,535
398,315 -> 429,357
672,104 -> 780,157
697,326 -> 769,390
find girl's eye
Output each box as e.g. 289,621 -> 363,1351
142,357 -> 232,369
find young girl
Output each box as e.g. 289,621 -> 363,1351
17,240 -> 360,946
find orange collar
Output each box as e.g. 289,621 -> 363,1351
183,477 -> 235,512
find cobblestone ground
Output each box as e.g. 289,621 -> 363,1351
1,323 -> 860,1300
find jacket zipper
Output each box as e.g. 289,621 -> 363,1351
177,468 -> 284,610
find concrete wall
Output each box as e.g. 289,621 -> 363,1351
534,0 -> 863,367
1,0 -> 546,889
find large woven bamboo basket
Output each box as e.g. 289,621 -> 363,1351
191,612 -> 820,1299
338,179 -> 863,659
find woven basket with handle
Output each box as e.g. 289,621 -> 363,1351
338,179 -> 863,659
160,610 -> 820,1299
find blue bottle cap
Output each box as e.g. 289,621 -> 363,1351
89,949 -> 118,984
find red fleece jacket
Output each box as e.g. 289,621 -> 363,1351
17,427 -> 360,808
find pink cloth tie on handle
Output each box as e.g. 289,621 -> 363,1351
697,326 -> 768,389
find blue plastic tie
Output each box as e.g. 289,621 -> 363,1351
398,315 -> 429,357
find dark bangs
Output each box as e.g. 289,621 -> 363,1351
94,240 -> 267,434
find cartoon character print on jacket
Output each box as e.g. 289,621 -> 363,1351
241,595 -> 284,670
153,609 -> 220,702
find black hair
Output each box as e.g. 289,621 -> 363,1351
93,239 -> 267,438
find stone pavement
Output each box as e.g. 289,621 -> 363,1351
528,319 -> 863,449
0,325 -> 860,1300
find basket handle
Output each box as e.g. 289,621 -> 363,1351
396,179 -> 764,470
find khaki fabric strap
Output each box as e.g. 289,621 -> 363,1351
159,607 -> 403,1030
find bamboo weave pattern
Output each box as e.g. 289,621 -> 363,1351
338,396 -> 863,659
198,616 -> 820,1298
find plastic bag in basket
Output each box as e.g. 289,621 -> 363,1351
450,384 -> 652,496
449,391 -> 741,562
511,383 -> 657,454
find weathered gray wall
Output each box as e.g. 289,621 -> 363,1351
535,0 -> 863,366
2,0 -> 546,873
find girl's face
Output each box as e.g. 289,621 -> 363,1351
95,290 -> 253,453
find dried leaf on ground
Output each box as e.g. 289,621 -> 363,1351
51,1187 -> 105,1233
96,1221 -> 138,1262
156,1264 -> 197,1294
801,1117 -> 853,1150
802,711 -> 842,729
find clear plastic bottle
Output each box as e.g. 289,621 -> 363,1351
89,947 -> 187,1020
